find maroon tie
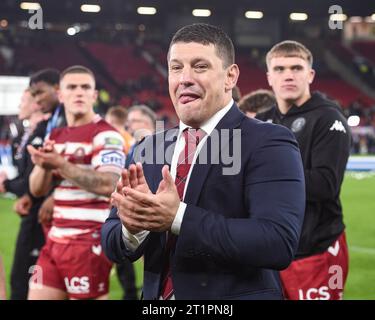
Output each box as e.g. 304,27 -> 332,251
160,128 -> 205,300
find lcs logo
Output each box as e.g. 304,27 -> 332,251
298,287 -> 330,300
64,276 -> 90,294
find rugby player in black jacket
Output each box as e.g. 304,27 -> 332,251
256,41 -> 351,300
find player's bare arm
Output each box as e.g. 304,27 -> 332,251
59,161 -> 119,196
27,143 -> 58,197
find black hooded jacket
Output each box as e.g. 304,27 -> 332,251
256,92 -> 351,258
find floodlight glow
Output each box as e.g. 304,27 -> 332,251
81,4 -> 101,13
192,9 -> 211,17
245,11 -> 263,19
20,2 -> 41,10
330,14 -> 347,22
137,7 -> 157,15
348,115 -> 360,127
290,13 -> 308,21
67,27 -> 77,36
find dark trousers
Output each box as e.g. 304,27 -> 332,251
10,202 -> 45,300
116,259 -> 138,300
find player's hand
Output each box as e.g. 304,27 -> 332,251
13,194 -> 32,216
42,139 -> 55,152
120,165 -> 180,233
111,163 -> 152,234
38,195 -> 54,225
27,143 -> 65,170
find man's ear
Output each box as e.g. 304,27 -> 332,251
225,64 -> 240,91
57,88 -> 63,104
266,71 -> 272,87
93,89 -> 99,102
308,68 -> 316,84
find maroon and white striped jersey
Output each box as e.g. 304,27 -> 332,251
48,115 -> 125,243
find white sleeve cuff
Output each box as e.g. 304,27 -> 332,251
171,202 -> 187,235
121,225 -> 149,251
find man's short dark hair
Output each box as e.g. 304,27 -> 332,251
29,68 -> 60,86
168,23 -> 235,68
238,89 -> 276,115
60,65 -> 95,83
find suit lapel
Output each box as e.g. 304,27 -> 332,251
184,104 -> 245,206
153,128 -> 178,248
151,127 -> 178,192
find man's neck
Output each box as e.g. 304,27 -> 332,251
277,93 -> 311,115
67,111 -> 95,127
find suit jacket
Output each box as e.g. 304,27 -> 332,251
102,104 -> 306,300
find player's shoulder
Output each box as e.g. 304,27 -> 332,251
92,117 -> 122,136
92,117 -> 116,131
313,105 -> 348,133
244,113 -> 292,135
309,93 -> 346,121
255,107 -> 276,122
49,125 -> 66,140
92,118 -> 125,147
241,114 -> 296,150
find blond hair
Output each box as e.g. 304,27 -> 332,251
266,40 -> 313,68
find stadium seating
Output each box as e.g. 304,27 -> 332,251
85,42 -> 161,84
4,39 -> 374,119
352,41 -> 375,64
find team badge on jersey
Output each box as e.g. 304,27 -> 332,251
69,147 -> 86,164
291,117 -> 306,133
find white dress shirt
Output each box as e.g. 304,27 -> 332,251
122,99 -> 234,251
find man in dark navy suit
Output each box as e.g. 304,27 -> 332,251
102,23 -> 306,300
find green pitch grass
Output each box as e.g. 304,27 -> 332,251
0,173 -> 374,299
0,196 -> 143,300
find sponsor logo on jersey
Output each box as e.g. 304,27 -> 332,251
291,117 -> 306,133
100,150 -> 125,167
298,287 -> 331,300
329,120 -> 346,133
105,137 -> 123,147
64,276 -> 90,294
